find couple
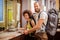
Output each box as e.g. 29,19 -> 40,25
21,2 -> 57,40
22,2 -> 48,40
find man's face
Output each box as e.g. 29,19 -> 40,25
34,3 -> 40,13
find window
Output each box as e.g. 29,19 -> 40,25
0,0 -> 4,22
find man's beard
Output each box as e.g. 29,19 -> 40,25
35,9 -> 40,13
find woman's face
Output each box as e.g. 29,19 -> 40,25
24,13 -> 29,21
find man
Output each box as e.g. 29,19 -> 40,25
24,2 -> 48,40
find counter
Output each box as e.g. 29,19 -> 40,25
0,31 -> 23,40
0,28 -> 60,40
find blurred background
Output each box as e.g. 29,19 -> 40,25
0,0 -> 60,40
0,0 -> 59,28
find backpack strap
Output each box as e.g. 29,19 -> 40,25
38,12 -> 46,26
31,15 -> 36,25
38,13 -> 40,20
30,19 -> 33,28
33,12 -> 46,26
26,19 -> 33,28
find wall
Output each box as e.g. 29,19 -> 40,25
56,0 -> 59,11
22,0 -> 29,27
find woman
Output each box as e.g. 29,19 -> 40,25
22,10 -> 36,40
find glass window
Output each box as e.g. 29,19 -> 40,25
0,0 -> 4,22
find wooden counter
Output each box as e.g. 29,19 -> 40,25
0,31 -> 23,40
0,29 -> 60,40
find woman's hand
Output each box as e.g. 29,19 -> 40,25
24,30 -> 29,35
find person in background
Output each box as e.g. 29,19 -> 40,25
24,2 -> 48,40
46,9 -> 58,40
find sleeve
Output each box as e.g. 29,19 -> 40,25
40,12 -> 46,20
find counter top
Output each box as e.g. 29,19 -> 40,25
0,31 -> 22,40
0,28 -> 60,40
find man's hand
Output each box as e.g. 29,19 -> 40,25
24,30 -> 29,35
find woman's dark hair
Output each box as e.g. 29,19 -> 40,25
23,10 -> 36,24
23,10 -> 32,18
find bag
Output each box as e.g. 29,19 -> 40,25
45,13 -> 58,36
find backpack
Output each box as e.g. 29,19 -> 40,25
45,12 -> 58,36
